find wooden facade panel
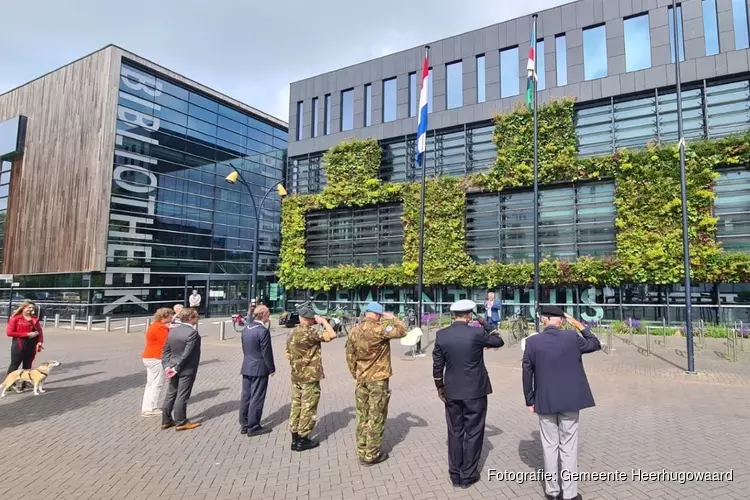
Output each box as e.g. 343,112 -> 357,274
0,47 -> 119,274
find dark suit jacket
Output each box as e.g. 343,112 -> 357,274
432,321 -> 504,400
241,321 -> 275,377
162,323 -> 201,376
522,325 -> 601,414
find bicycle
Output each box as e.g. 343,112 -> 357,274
508,313 -> 530,346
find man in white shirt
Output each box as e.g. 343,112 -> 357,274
189,290 -> 201,308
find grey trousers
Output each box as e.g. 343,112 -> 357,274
162,373 -> 196,426
538,411 -> 579,499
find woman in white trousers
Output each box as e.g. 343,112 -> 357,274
140,308 -> 174,416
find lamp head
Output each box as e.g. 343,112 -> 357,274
276,184 -> 287,197
225,171 -> 239,184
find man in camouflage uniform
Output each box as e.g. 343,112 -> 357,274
286,305 -> 337,451
345,302 -> 407,465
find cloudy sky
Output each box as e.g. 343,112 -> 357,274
0,0 -> 570,123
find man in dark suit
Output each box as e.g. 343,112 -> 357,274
239,304 -> 275,436
522,305 -> 601,500
433,299 -> 504,488
161,307 -> 202,431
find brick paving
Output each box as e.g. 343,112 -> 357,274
0,322 -> 748,500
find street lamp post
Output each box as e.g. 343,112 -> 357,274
225,168 -> 287,305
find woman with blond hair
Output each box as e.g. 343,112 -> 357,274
140,308 -> 173,416
6,301 -> 44,388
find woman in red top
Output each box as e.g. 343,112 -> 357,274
140,308 -> 173,417
7,301 -> 44,391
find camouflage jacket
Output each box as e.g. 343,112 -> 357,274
345,317 -> 407,383
286,325 -> 326,384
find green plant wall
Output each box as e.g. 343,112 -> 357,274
278,103 -> 750,291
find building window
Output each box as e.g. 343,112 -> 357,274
296,101 -> 303,140
364,84 -> 372,126
324,94 -> 331,135
312,97 -> 319,137
556,34 -> 568,86
668,4 -> 685,62
0,160 -> 11,269
500,46 -> 520,98
536,40 -> 546,91
703,0 -> 720,56
466,182 -> 616,263
305,204 -> 404,267
715,169 -> 750,252
341,89 -> 354,132
583,25 -> 608,80
446,61 -> 463,109
477,55 -> 486,103
383,78 -> 397,122
733,0 -> 750,50
624,14 -> 652,72
409,72 -> 417,117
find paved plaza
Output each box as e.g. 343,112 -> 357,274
0,320 -> 748,500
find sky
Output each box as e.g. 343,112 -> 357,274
0,0 -> 571,123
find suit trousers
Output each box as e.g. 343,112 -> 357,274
538,411 -> 580,499
141,358 -> 166,412
240,375 -> 269,432
162,373 -> 196,426
444,396 -> 487,485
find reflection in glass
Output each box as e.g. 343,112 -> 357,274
383,78 -> 397,122
500,47 -> 519,98
556,35 -> 567,86
324,94 -> 331,134
477,55 -> 486,103
624,14 -> 652,72
296,101 -> 303,140
409,73 -> 417,117
703,0 -> 720,56
312,97 -> 319,137
364,85 -> 372,126
733,0 -> 750,50
583,25 -> 608,80
537,40 -> 546,90
341,89 -> 354,131
668,5 -> 685,62
446,61 -> 463,109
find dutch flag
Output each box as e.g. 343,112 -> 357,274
416,51 -> 429,170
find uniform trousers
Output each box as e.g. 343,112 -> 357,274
538,411 -> 580,499
444,396 -> 487,485
289,381 -> 321,437
355,379 -> 390,462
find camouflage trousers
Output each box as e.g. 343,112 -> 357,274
355,379 -> 391,462
289,381 -> 321,437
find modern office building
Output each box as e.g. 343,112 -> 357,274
286,0 -> 750,323
0,45 -> 288,317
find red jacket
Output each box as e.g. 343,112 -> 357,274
7,314 -> 44,345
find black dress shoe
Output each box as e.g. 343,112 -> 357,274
240,428 -> 248,435
460,476 -> 480,488
546,494 -> 562,500
362,452 -> 389,466
296,435 -> 320,451
563,495 -> 581,500
247,426 -> 272,436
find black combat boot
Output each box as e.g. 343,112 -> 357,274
291,432 -> 300,451
296,434 -> 320,451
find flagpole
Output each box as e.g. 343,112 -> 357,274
416,45 -> 430,355
671,0 -> 695,374
531,14 -> 540,332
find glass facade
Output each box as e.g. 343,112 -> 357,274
583,25 -> 608,80
715,168 -> 750,252
409,73 -> 417,117
101,61 -> 287,316
624,14 -> 652,72
383,78 -> 397,122
477,55 -> 486,103
556,34 -> 568,87
296,101 -> 303,140
446,61 -> 463,109
324,94 -> 331,134
305,204 -> 404,267
341,89 -> 354,132
668,5 -> 685,63
0,160 -> 10,270
364,85 -> 372,127
500,47 -> 519,98
537,40 -> 546,91
703,0 -> 720,56
312,97 -> 319,137
733,0 -> 750,50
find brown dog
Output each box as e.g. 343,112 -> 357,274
0,361 -> 61,397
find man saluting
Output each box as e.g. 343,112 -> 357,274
433,299 -> 504,488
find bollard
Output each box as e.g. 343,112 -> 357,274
125,317 -> 131,334
732,325 -> 739,362
43,316 -> 47,328
646,325 -> 650,356
662,317 -> 667,348
607,326 -> 612,355
54,314 -> 60,328
105,316 -> 111,332
145,318 -> 151,329
86,316 -> 92,331
70,314 -> 76,330
219,321 -> 226,341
